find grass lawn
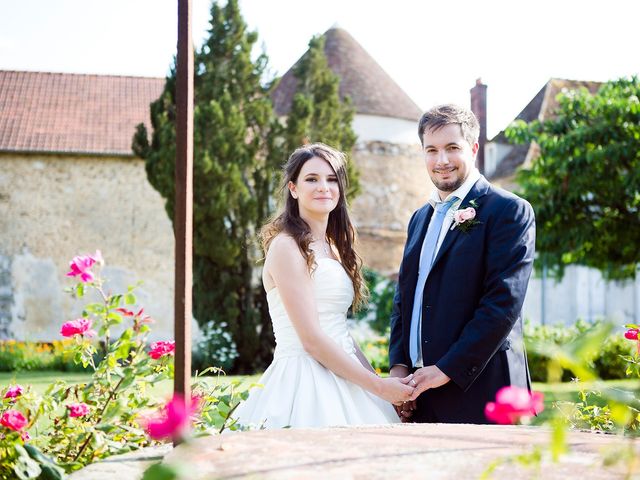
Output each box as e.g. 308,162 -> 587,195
0,371 -> 262,398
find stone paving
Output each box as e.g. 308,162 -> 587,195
69,423 -> 638,479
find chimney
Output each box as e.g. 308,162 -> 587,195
470,78 -> 487,174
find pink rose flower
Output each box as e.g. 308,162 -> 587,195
0,409 -> 28,431
148,340 -> 175,359
60,318 -> 96,338
4,385 -> 24,399
624,328 -> 639,340
145,394 -> 201,440
67,402 -> 90,418
66,250 -> 103,282
453,207 -> 476,224
484,386 -> 544,425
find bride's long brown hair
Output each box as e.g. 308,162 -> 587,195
260,143 -> 368,311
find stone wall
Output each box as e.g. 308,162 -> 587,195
0,153 -> 175,341
350,141 -> 433,274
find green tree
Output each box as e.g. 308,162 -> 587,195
507,77 -> 640,280
132,0 -> 280,372
283,35 -> 360,199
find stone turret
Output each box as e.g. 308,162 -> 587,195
272,27 -> 427,274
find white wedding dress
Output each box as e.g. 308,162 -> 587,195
234,258 -> 399,429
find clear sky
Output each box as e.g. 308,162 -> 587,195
1,0 -> 638,138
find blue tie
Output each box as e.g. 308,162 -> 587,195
409,197 -> 457,366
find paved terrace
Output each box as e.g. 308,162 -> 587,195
70,423 -> 636,479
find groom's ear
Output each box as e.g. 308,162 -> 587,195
471,141 -> 479,156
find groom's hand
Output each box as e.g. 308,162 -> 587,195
389,365 -> 415,422
409,365 -> 450,401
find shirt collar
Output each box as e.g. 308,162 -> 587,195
428,168 -> 482,208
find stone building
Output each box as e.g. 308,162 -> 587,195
0,70 -> 175,340
272,27 -> 430,274
485,78 -> 640,325
0,27 -> 432,340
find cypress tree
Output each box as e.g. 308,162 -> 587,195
132,0 -> 280,372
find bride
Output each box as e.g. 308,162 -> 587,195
234,143 -> 415,429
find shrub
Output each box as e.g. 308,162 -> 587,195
0,250 -> 247,479
354,268 -> 396,336
525,319 -> 634,382
0,340 -> 94,372
192,320 -> 239,374
358,333 -> 389,373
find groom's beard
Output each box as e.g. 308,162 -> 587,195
429,175 -> 465,194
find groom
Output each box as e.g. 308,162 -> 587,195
388,104 -> 536,423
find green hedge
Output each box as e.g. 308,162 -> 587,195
0,340 -> 93,372
525,320 -> 633,382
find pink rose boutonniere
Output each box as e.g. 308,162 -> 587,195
451,199 -> 481,233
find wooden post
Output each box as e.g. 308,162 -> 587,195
174,0 -> 193,447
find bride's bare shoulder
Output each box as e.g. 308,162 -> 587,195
266,234 -> 304,266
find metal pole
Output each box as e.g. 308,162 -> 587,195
174,0 -> 193,447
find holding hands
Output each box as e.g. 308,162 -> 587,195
375,374 -> 416,405
408,365 -> 450,399
389,364 -> 451,421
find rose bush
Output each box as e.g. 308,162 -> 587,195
0,250 -> 249,479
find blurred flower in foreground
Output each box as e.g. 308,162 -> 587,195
485,386 -> 544,425
145,394 -> 201,441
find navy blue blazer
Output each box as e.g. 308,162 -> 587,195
389,176 -> 536,423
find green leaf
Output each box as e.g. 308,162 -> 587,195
39,464 -> 66,480
109,294 -> 123,308
14,445 -> 42,480
95,423 -> 117,433
125,293 -> 136,305
107,312 -> 124,324
142,463 -> 180,480
119,369 -> 137,390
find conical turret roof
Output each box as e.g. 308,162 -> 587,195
272,27 -> 422,122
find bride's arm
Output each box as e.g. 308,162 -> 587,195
352,339 -> 377,374
266,236 -> 413,404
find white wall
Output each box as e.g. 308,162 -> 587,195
352,114 -> 418,144
522,264 -> 639,326
484,142 -> 514,178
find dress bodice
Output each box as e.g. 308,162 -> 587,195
266,258 -> 355,359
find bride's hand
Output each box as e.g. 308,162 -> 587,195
376,375 -> 415,404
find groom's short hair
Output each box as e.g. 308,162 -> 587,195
418,104 -> 480,147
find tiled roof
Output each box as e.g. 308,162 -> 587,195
489,78 -> 602,180
0,70 -> 165,156
272,27 -> 422,122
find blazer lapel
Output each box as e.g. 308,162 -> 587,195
431,176 -> 491,269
